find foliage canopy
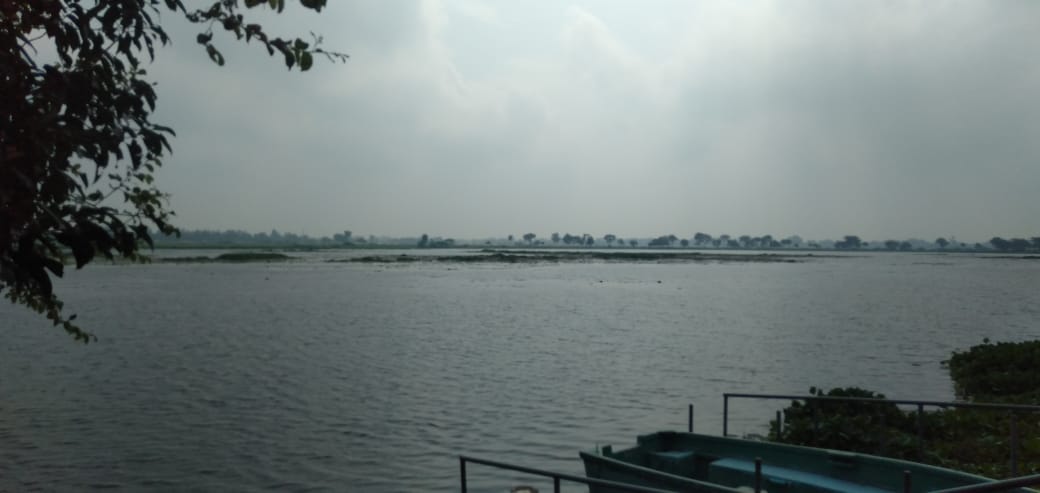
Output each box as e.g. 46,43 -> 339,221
0,1 -> 345,341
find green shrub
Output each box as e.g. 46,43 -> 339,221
769,339 -> 1040,480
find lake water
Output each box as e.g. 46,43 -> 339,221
1,251 -> 1038,492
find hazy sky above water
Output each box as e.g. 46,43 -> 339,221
150,1 -> 1039,242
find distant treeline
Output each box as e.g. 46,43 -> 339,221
157,229 -> 1040,253
500,232 -> 1040,252
157,229 -> 373,247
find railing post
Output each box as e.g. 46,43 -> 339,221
460,457 -> 467,493
916,403 -> 924,461
812,402 -> 819,446
1010,412 -> 1019,476
554,476 -> 561,493
879,407 -> 887,457
723,395 -> 729,436
776,410 -> 782,441
755,457 -> 762,493
903,470 -> 911,493
688,404 -> 694,433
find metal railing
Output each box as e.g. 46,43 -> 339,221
459,396 -> 1040,492
722,393 -> 1040,475
459,455 -> 677,493
933,474 -> 1040,492
461,453 -> 1040,493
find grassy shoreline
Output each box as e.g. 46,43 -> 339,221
337,249 -> 818,264
160,252 -> 294,263
154,249 -> 817,264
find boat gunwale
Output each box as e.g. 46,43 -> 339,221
582,431 -> 1021,493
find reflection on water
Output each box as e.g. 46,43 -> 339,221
1,252 -> 1038,491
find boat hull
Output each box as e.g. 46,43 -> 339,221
581,431 -> 1025,493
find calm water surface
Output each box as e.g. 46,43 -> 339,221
1,252 -> 1038,492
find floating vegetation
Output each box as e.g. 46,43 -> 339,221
335,250 -> 809,264
162,252 -> 293,263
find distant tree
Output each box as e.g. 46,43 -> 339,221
836,235 -> 863,249
884,240 -> 900,251
508,234 -> 514,243
1032,237 -> 1040,252
428,237 -> 455,248
585,235 -> 594,246
629,239 -> 638,247
551,232 -> 561,244
727,239 -> 740,248
693,232 -> 712,245
648,235 -> 671,247
935,238 -> 949,249
332,230 -> 353,244
418,234 -> 429,248
738,235 -> 751,248
990,237 -> 1010,251
899,241 -> 913,251
604,234 -> 617,247
523,233 -> 536,244
680,239 -> 690,248
761,234 -> 774,248
712,239 -> 721,248
1009,238 -> 1031,252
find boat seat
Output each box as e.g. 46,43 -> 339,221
649,450 -> 725,481
709,458 -> 888,493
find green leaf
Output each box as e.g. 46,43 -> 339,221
299,51 -> 313,71
68,237 -> 94,269
206,44 -> 225,66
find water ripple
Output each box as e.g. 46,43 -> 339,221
1,254 -> 1038,491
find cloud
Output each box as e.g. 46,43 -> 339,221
149,1 -> 1040,240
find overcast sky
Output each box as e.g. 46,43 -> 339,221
148,1 -> 1039,242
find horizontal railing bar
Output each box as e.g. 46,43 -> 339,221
724,393 -> 1040,412
464,453 -> 1039,493
460,455 -> 679,493
930,473 -> 1040,492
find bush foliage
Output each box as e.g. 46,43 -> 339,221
769,341 -> 1040,478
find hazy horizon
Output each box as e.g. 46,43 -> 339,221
161,227 -> 1026,247
150,1 -> 1039,242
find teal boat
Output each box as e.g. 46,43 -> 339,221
581,431 -> 1030,493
